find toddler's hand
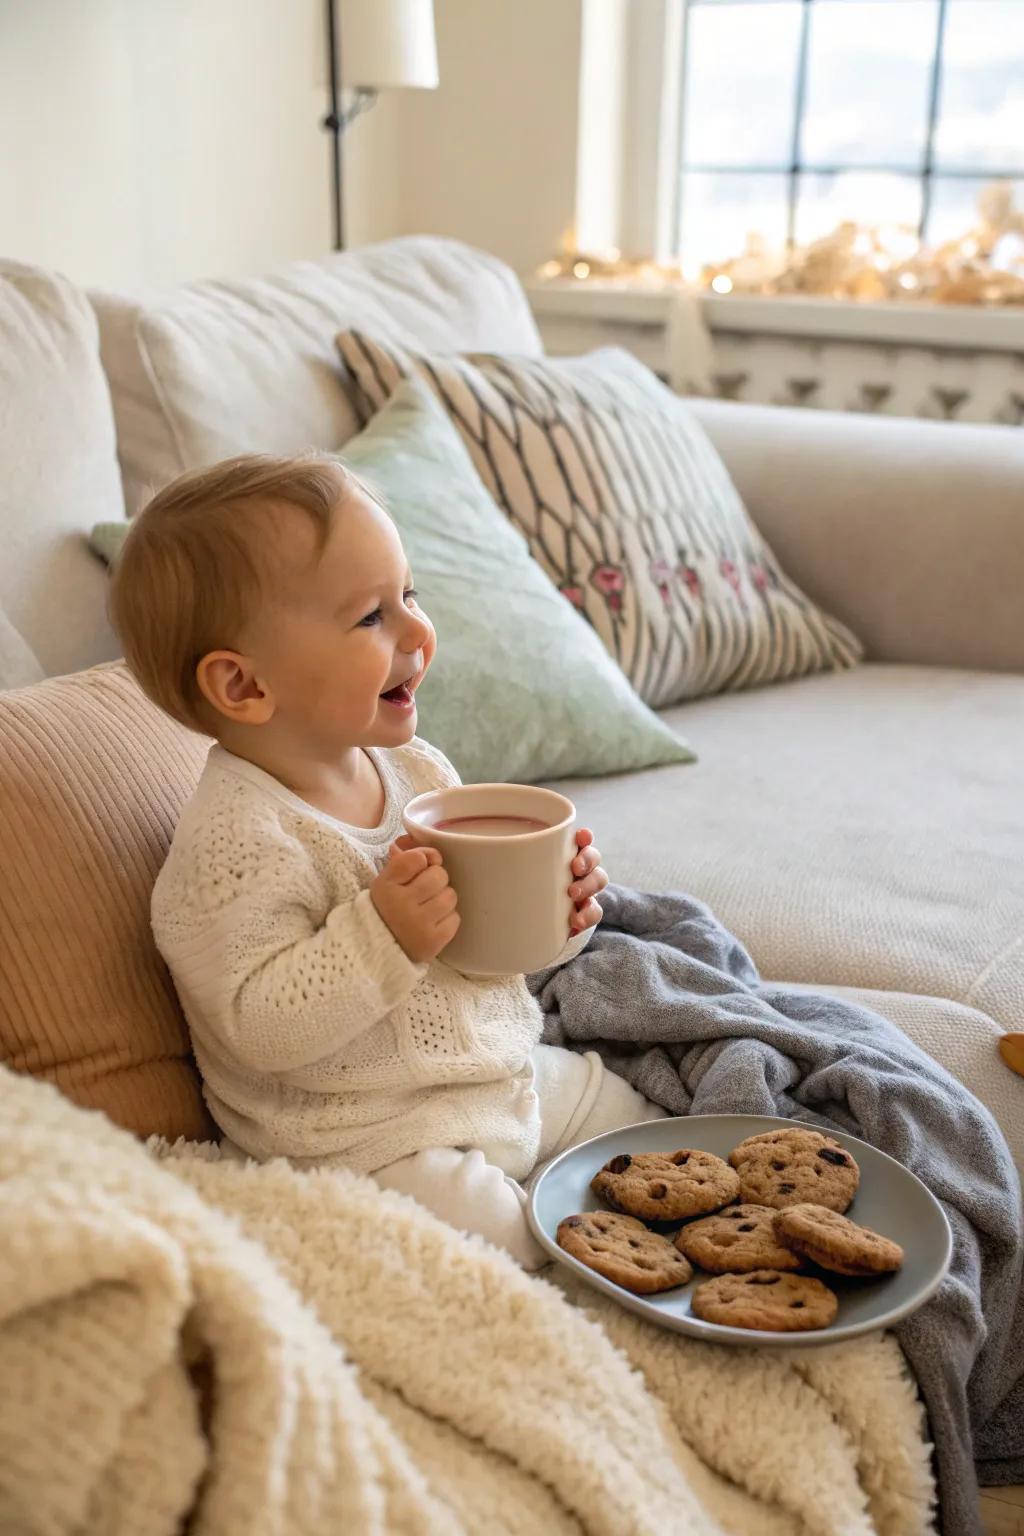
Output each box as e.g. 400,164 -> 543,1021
371,840 -> 460,963
569,828 -> 608,934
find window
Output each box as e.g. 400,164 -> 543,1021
674,0 -> 1024,270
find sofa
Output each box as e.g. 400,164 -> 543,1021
4,235 -> 1024,1536
1,236 -> 1020,1179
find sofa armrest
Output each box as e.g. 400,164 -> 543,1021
688,398 -> 1024,674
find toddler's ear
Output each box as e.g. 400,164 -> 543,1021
196,650 -> 275,727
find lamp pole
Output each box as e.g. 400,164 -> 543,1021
323,0 -> 345,251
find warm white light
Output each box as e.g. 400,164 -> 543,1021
710,274 -> 734,294
852,233 -> 873,255
962,238 -> 980,259
538,260 -> 562,280
572,261 -> 591,279
898,272 -> 919,290
878,224 -> 919,263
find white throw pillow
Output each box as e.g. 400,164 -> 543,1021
0,606 -> 43,690
91,236 -> 543,513
0,262 -> 124,675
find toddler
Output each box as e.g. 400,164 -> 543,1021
110,454 -> 664,1268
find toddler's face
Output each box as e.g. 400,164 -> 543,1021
242,487 -> 435,755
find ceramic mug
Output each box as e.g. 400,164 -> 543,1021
402,783 -> 577,976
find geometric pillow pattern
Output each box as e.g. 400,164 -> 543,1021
337,334 -> 862,709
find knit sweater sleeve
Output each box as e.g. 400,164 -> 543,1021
154,808 -> 425,1076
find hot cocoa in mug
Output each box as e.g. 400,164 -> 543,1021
402,785 -> 577,976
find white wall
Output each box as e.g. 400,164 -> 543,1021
407,0 -> 582,275
0,0 -> 584,288
0,0 -> 332,288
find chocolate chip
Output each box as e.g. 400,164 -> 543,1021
771,1160 -> 786,1171
791,1301 -> 805,1309
563,1215 -> 583,1228
737,1223 -> 755,1232
607,1154 -> 632,1175
649,1181 -> 668,1199
819,1148 -> 849,1166
672,1152 -> 690,1165
778,1183 -> 795,1194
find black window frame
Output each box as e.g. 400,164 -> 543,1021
676,0 -> 1024,254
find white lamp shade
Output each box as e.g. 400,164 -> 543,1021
340,0 -> 439,91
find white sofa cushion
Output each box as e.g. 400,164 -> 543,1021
0,262 -> 123,675
551,663 -> 1024,1039
0,606 -> 43,690
817,985 -> 1023,1177
90,236 -> 543,512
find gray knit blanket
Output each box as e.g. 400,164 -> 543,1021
530,886 -> 1024,1536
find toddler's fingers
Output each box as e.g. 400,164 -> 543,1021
388,840 -> 441,871
575,828 -> 594,851
432,911 -> 461,950
570,897 -> 603,933
572,845 -> 600,880
421,888 -> 458,923
409,864 -> 451,901
572,865 -> 609,904
384,846 -> 431,882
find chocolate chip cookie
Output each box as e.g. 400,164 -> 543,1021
728,1128 -> 860,1212
556,1211 -> 694,1294
674,1203 -> 804,1273
773,1203 -> 904,1276
590,1150 -> 740,1221
691,1270 -> 839,1332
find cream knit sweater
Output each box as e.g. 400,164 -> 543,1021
152,741 -> 566,1178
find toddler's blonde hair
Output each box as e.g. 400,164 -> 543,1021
109,453 -> 362,732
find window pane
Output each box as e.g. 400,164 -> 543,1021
683,2 -> 803,168
801,1 -> 938,169
795,170 -> 923,245
926,175 -> 1024,246
934,1 -> 1024,172
678,172 -> 790,268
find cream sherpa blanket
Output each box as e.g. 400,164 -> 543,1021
0,1069 -> 936,1536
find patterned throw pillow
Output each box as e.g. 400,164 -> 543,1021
336,335 -> 862,708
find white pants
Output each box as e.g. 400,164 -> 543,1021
372,1045 -> 667,1271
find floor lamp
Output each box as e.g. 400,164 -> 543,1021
323,0 -> 439,251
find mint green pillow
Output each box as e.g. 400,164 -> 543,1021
89,522 -> 130,566
91,380 -> 692,783
338,380 -> 692,782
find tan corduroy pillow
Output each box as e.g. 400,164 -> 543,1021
0,662 -> 214,1141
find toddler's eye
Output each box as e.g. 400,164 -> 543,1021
404,588 -> 419,607
358,607 -> 383,627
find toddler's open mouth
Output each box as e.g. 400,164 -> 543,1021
379,681 -> 415,711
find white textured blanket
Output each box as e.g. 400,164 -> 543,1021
0,1069 -> 936,1536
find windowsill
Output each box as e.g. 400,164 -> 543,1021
527,279 -> 1024,353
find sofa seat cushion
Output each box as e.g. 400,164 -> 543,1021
551,664 -> 1024,1034
808,986 -> 1022,1176
0,261 -> 124,674
91,236 -> 543,512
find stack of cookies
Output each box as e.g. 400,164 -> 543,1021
556,1127 -> 904,1334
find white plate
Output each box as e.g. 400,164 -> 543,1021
528,1113 -> 953,1347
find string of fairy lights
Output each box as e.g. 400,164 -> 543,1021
537,180 -> 1024,308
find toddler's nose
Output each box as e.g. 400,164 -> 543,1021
403,609 -> 433,650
